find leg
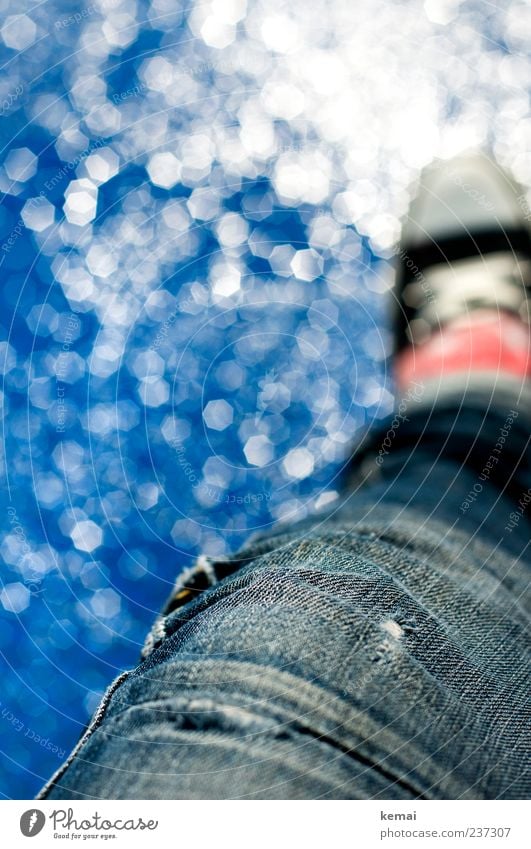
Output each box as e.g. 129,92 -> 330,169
39,156 -> 531,800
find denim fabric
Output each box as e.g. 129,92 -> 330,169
39,386 -> 531,800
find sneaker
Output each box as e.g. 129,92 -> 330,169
394,152 -> 531,354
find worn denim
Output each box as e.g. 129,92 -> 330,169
39,383 -> 531,800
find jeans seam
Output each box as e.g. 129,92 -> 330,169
36,670 -> 130,799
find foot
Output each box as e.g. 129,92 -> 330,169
394,152 -> 531,354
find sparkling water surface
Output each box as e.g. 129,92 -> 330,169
0,0 -> 529,797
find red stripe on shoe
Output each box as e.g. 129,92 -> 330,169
395,310 -> 530,392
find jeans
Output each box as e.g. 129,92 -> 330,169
39,382 -> 531,799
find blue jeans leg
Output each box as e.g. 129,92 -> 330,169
39,388 -> 531,799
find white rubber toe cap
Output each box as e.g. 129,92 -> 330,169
403,153 -> 528,247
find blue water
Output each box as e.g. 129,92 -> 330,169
0,1 -> 394,798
